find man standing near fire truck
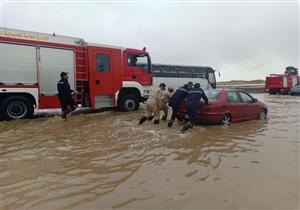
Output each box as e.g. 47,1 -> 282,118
57,72 -> 77,119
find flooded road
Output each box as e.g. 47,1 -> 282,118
1,94 -> 299,209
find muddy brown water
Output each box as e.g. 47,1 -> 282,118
0,94 -> 299,209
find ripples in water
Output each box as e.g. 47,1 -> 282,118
1,94 -> 299,209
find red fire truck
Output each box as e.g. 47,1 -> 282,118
0,27 -> 153,120
265,74 -> 299,95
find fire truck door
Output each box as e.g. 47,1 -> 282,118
89,47 -> 115,108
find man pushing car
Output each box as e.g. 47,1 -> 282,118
181,83 -> 208,133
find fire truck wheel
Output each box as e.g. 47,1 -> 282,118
269,89 -> 277,95
0,96 -> 34,120
119,95 -> 140,112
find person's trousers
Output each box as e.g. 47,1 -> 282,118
187,105 -> 199,125
60,98 -> 76,115
145,103 -> 159,120
170,105 -> 180,120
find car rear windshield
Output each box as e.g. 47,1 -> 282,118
204,90 -> 222,100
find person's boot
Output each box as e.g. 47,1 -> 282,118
61,112 -> 67,120
139,116 -> 147,124
181,122 -> 193,133
168,119 -> 174,127
162,115 -> 167,121
154,119 -> 160,124
71,105 -> 77,111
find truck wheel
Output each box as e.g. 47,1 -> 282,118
269,89 -> 276,95
0,96 -> 34,120
118,95 -> 139,112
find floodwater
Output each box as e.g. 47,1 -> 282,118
0,94 -> 299,209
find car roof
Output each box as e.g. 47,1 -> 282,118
206,88 -> 246,92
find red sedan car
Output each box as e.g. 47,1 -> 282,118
178,89 -> 268,125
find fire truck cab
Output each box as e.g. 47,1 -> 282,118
0,27 -> 153,120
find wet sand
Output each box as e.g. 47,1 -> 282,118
0,94 -> 299,209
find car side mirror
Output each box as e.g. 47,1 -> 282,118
253,98 -> 258,103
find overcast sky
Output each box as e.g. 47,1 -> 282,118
1,1 -> 299,81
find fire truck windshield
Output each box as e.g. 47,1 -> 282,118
128,54 -> 151,70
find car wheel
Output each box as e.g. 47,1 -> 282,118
221,114 -> 232,125
0,96 -> 34,120
118,95 -> 139,112
258,109 -> 267,120
269,89 -> 276,95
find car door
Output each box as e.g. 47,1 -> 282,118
226,91 -> 244,121
238,91 -> 260,119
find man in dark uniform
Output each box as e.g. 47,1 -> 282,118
181,83 -> 208,133
167,84 -> 190,127
57,72 -> 77,119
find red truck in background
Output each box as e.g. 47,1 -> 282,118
265,67 -> 299,95
0,27 -> 153,120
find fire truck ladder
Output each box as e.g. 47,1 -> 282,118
75,47 -> 88,106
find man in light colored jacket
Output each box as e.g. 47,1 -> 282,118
160,87 -> 174,121
139,83 -> 166,124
